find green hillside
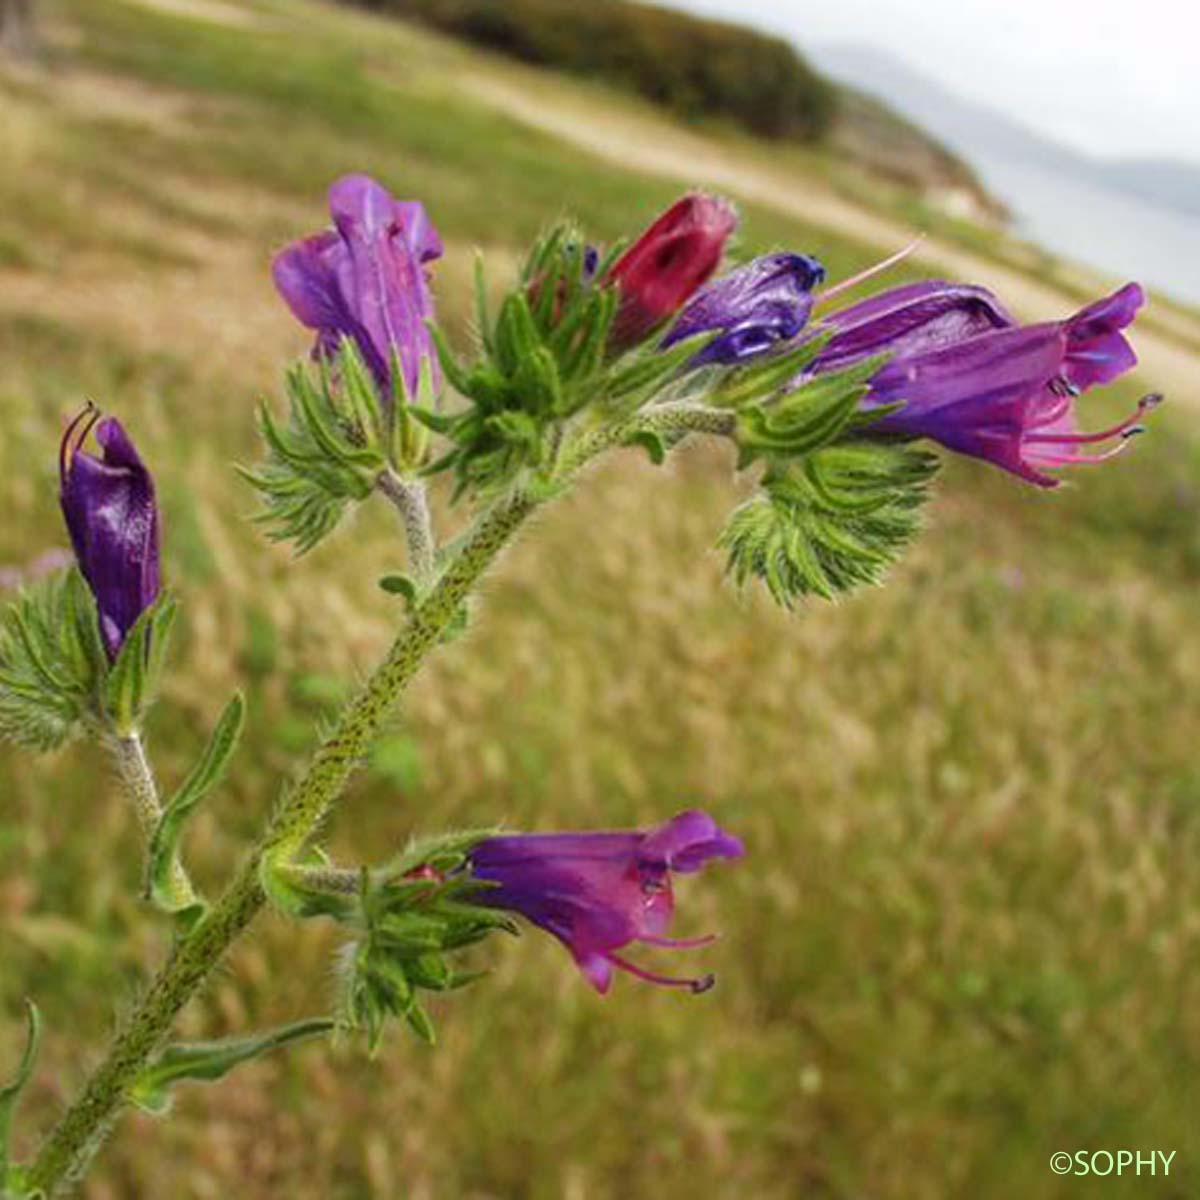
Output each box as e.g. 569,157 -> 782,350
346,0 -> 997,211
1,1 -> 1198,1196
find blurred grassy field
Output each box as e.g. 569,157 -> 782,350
2,1 -> 1200,1197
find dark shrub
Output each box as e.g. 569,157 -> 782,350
350,0 -> 837,142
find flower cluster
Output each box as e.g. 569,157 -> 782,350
660,247 -> 1152,488
20,174 -> 1161,1005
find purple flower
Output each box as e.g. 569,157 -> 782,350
469,809 -> 744,994
810,281 -> 1153,486
663,252 -> 826,366
59,409 -> 161,659
273,173 -> 443,403
811,280 -> 1016,373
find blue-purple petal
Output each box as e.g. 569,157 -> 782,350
812,281 -> 1015,373
665,252 -> 825,366
59,416 -> 161,659
273,173 -> 443,402
1061,281 -> 1144,390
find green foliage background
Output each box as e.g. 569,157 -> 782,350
0,1 -> 1198,1196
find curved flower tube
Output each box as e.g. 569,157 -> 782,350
272,172 -> 443,403
662,252 -> 826,366
607,193 -> 738,347
852,283 -> 1152,486
469,809 -> 744,994
812,279 -> 1017,373
59,409 -> 161,659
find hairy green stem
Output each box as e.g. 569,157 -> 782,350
560,401 -> 737,472
109,733 -> 196,911
376,468 -> 436,585
26,402 -> 735,1194
27,492 -> 533,1194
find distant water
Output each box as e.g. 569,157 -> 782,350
971,154 -> 1200,308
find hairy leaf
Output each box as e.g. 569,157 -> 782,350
0,570 -> 103,751
130,1019 -> 333,1116
720,443 -> 939,606
146,693 -> 245,914
0,1002 -> 41,1185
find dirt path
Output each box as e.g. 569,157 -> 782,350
467,76 -> 1198,405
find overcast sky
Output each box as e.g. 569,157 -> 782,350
655,0 -> 1200,165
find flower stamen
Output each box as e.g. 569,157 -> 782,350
607,952 -> 716,993
59,401 -> 100,480
638,932 -> 718,949
814,236 -> 925,309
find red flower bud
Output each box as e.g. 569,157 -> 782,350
607,193 -> 737,346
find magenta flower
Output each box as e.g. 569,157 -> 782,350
662,252 -> 826,366
273,173 -> 443,403
59,409 -> 160,659
607,194 -> 738,347
469,810 -> 744,994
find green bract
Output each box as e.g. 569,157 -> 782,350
263,830 -> 516,1049
242,341 -> 397,554
0,569 -> 175,749
418,227 -> 715,499
129,1020 -> 334,1117
721,444 -> 938,606
0,1002 -> 41,1198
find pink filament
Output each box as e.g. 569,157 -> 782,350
814,236 -> 925,309
607,952 -> 716,993
1025,394 -> 1159,446
638,932 -> 718,949
1025,438 -> 1138,468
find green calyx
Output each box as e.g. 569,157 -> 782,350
262,830 -> 516,1049
417,224 -> 714,499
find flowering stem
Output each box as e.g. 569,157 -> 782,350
25,403 -> 739,1195
109,732 -> 196,911
376,468 -> 436,585
25,491 -> 534,1195
558,402 -> 737,474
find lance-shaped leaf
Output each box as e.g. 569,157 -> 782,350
145,693 -> 245,914
130,1018 -> 334,1116
0,1001 -> 41,1185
